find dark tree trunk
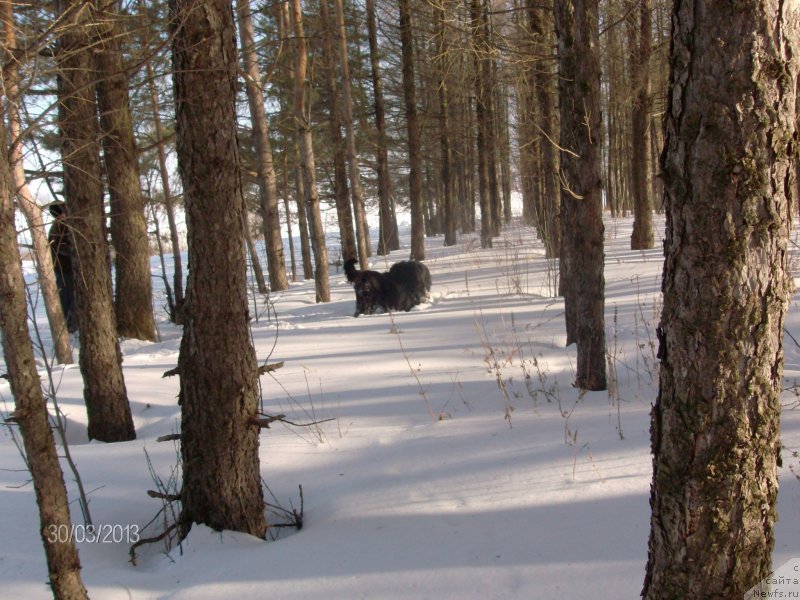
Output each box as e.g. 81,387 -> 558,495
57,0 -> 136,442
236,0 -> 289,292
171,0 -> 266,538
628,0 -> 654,250
471,0 -> 493,249
643,3 -> 798,596
437,0 -> 456,247
95,0 -> 157,342
0,104 -> 89,600
399,0 -> 426,260
366,0 -> 400,255
554,0 -> 606,391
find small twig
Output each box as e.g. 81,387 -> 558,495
129,522 -> 181,566
147,489 -> 180,501
156,433 -> 180,442
162,366 -> 180,378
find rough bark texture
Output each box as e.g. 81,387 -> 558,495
95,0 -> 157,342
399,0 -> 426,260
236,0 -> 289,292
3,0 -> 73,364
471,0 -> 493,249
629,0 -> 654,250
554,0 -> 606,391
0,106 -> 89,600
171,0 -> 266,538
57,0 -> 135,442
643,2 -> 799,597
366,0 -> 400,255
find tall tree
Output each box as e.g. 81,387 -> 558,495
289,0 -> 331,302
436,0 -> 456,247
399,0 -> 426,260
3,0 -> 73,364
554,0 -> 606,391
146,61 -> 185,323
366,0 -> 400,255
0,108 -> 89,600
643,2 -> 798,596
236,0 -> 290,292
333,0 -> 371,267
171,0 -> 267,537
471,0 -> 493,248
628,0 -> 654,250
57,0 -> 136,442
95,0 -> 157,341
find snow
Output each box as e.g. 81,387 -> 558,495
1,213 -> 799,599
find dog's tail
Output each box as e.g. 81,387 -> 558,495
344,257 -> 359,283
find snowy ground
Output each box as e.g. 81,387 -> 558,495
1,214 -> 799,599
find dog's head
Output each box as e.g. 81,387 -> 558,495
350,270 -> 384,317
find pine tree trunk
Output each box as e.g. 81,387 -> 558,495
146,61 -> 184,323
236,0 -> 290,292
554,0 -> 606,391
471,0 -> 493,249
437,0 -> 456,247
95,0 -> 156,342
333,0 -> 371,266
289,0 -> 331,301
643,3 -> 798,596
628,0 -> 654,250
57,0 -> 136,442
171,0 -> 266,538
366,0 -> 400,255
243,215 -> 268,295
0,103 -> 89,600
320,0 -> 357,261
399,0 -> 426,260
3,1 -> 73,364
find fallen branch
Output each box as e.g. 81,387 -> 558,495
258,361 -> 284,376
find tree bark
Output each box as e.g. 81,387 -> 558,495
2,0 -> 73,364
628,0 -> 654,250
471,0 -> 493,249
0,99 -> 89,600
57,0 -> 136,442
437,0 -> 456,247
554,0 -> 606,391
236,0 -> 290,292
289,0 -> 331,301
333,0 -> 371,266
399,0 -> 426,260
366,0 -> 400,255
643,2 -> 798,596
95,0 -> 157,342
171,0 -> 266,538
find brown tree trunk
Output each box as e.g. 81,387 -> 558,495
399,0 -> 426,260
171,0 -> 266,538
146,61 -> 184,323
243,214 -> 268,295
319,0 -> 357,261
3,0 -> 73,364
471,0 -> 493,248
628,0 -> 654,250
236,0 -> 290,292
0,101 -> 89,600
643,3 -> 798,597
289,0 -> 331,301
366,0 -> 400,255
554,0 -> 606,391
333,0 -> 371,266
57,0 -> 136,442
437,0 -> 456,247
529,0 -> 560,258
95,0 -> 157,342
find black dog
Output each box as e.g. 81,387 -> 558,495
344,258 -> 431,317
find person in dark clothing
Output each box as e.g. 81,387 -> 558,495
48,202 -> 77,333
